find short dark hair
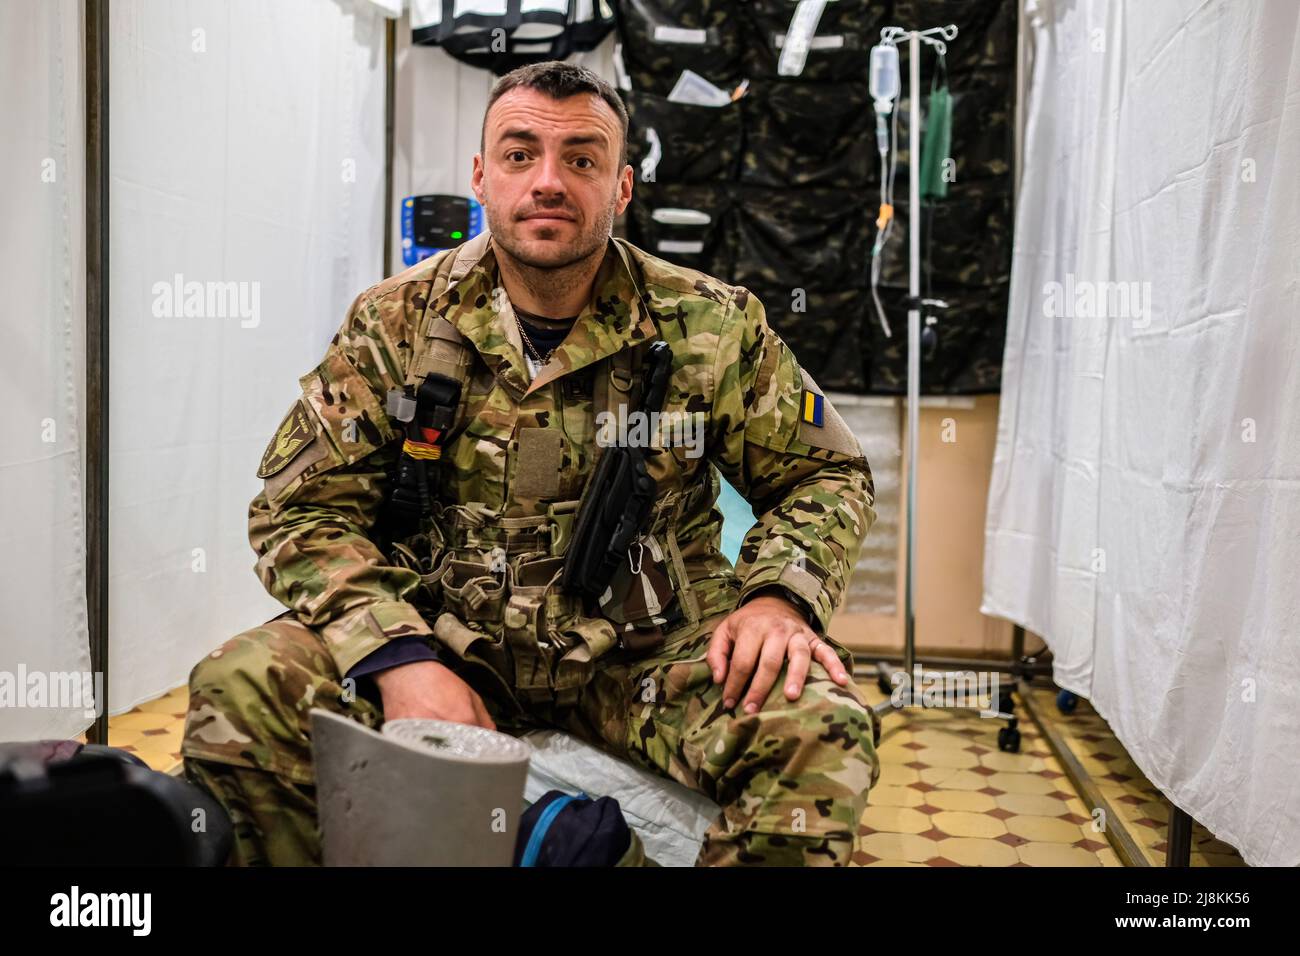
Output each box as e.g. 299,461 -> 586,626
480,60 -> 629,170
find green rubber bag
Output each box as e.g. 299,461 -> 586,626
920,80 -> 952,200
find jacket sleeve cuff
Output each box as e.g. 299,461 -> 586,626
345,636 -> 441,682
738,561 -> 834,633
322,600 -> 435,676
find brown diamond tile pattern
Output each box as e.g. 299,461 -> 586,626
850,678 -> 1115,866
1024,685 -> 1245,867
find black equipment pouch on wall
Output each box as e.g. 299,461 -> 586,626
627,182 -> 732,279
730,185 -> 871,293
412,0 -> 615,75
743,0 -> 883,82
740,80 -> 873,190
614,0 -> 743,96
624,90 -> 743,184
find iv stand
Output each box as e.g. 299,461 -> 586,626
866,25 -> 1026,753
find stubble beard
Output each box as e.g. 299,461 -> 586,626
482,187 -> 619,298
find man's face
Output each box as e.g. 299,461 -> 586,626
472,88 -> 632,270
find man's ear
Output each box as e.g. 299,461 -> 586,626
471,154 -> 486,206
615,163 -> 633,216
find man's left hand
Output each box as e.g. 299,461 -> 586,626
707,594 -> 851,715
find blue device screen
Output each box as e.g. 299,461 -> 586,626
401,195 -> 484,266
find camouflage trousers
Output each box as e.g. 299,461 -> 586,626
181,611 -> 881,867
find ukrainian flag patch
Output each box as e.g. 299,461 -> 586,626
802,389 -> 824,427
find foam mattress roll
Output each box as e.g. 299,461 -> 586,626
311,710 -> 531,866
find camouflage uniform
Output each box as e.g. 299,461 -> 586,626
182,229 -> 880,866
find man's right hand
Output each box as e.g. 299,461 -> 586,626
374,660 -> 497,730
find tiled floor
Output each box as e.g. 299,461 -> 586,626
1026,687 -> 1245,867
80,685 -> 188,775
854,680 -> 1119,866
91,677 -> 1244,866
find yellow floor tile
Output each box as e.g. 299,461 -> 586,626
933,837 -> 1021,867
107,729 -> 146,748
866,860 -> 928,867
1097,847 -> 1122,867
879,764 -> 921,786
860,805 -> 933,835
870,785 -> 925,808
915,747 -> 980,770
1017,843 -> 1102,867
133,693 -> 187,715
933,811 -> 1008,839
111,711 -> 176,732
873,733 -> 915,749
858,832 -> 944,864
994,791 -> 1071,817
923,769 -> 991,791
910,729 -> 967,748
1006,814 -> 1088,843
132,739 -> 181,758
979,751 -> 1045,773
1063,797 -> 1091,818
987,771 -> 1057,795
928,790 -> 998,813
917,765 -> 961,786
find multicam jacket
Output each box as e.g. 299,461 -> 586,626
250,229 -> 875,681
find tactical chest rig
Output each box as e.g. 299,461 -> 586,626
378,241 -> 685,713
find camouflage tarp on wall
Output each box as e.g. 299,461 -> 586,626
615,0 -> 1016,394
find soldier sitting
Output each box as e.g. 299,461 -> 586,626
182,60 -> 880,867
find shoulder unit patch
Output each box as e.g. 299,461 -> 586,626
258,401 -> 315,478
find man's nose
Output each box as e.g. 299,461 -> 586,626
530,152 -> 566,197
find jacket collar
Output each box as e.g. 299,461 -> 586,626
430,229 -> 659,398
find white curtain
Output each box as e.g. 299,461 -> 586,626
107,0 -> 387,713
0,0 -> 92,740
984,0 -> 1300,866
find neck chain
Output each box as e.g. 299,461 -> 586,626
514,312 -> 556,365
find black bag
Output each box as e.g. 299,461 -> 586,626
0,740 -> 233,866
513,790 -> 631,867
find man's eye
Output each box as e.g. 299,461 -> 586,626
508,150 -> 528,162
574,157 -> 594,169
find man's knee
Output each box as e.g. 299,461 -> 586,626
691,678 -> 879,866
759,678 -> 880,793
722,678 -> 878,815
183,617 -> 375,779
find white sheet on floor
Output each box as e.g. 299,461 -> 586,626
984,0 -> 1300,866
106,0 -> 387,714
0,0 -> 93,740
523,730 -> 719,866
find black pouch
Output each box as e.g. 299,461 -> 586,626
625,89 -> 743,184
617,0 -> 744,96
740,80 -> 872,190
